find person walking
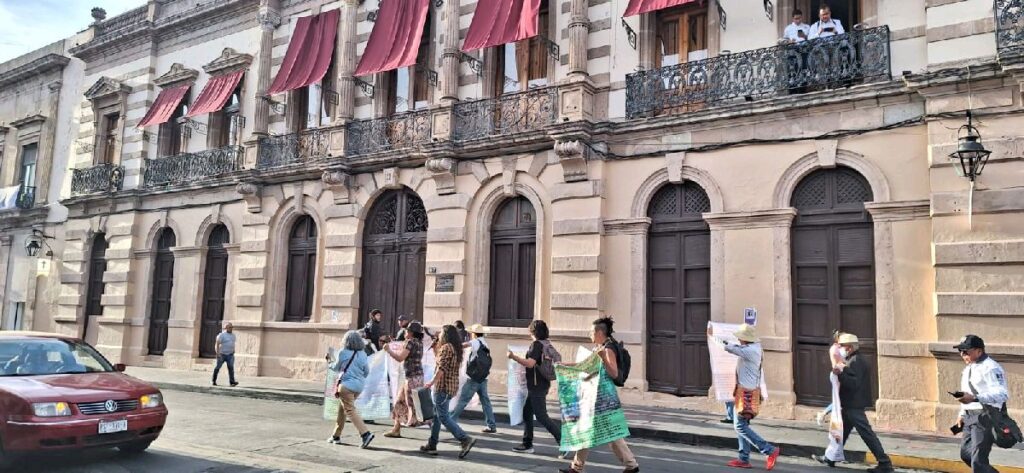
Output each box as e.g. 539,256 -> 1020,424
953,334 -> 1009,472
420,324 -> 477,458
327,330 -> 375,448
507,320 -> 563,455
364,309 -> 384,351
709,323 -> 781,470
559,317 -> 640,473
383,321 -> 425,438
814,333 -> 893,472
816,330 -> 847,425
452,323 -> 497,433
212,322 -> 238,387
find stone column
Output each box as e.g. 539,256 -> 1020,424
439,0 -> 461,104
567,0 -> 591,80
335,0 -> 358,121
35,81 -> 62,205
253,2 -> 281,137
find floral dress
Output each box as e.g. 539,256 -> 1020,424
391,338 -> 424,426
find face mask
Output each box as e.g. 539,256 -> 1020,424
839,348 -> 849,359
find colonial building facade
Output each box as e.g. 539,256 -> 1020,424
26,0 -> 1024,433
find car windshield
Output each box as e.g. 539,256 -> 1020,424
0,338 -> 114,376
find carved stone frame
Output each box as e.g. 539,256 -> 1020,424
84,77 -> 131,166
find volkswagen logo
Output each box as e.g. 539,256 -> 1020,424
104,400 -> 118,413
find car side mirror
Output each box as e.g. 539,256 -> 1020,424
114,363 -> 126,372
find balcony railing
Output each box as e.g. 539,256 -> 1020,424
996,0 -> 1024,52
71,163 -> 124,196
256,128 -> 330,170
15,185 -> 35,209
143,146 -> 243,188
625,26 -> 891,119
452,87 -> 558,142
346,110 -> 432,156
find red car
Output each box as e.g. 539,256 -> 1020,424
0,331 -> 167,466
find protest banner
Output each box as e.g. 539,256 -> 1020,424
555,349 -> 631,451
356,351 -> 392,420
507,344 -> 529,426
385,341 -> 404,402
323,347 -> 340,421
707,322 -> 769,402
422,336 -> 436,385
824,372 -> 846,462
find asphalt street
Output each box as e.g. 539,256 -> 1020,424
10,390 -> 924,473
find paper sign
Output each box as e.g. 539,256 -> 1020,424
507,344 -> 529,426
744,307 -> 757,326
707,322 -> 769,402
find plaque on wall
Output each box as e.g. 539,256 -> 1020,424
435,274 -> 455,292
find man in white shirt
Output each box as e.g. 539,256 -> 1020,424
953,335 -> 1008,472
783,9 -> 810,43
809,5 -> 845,39
451,324 -> 497,433
213,322 -> 238,387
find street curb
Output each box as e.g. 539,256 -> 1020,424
153,381 -> 1021,473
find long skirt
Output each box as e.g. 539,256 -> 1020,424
391,375 -> 424,427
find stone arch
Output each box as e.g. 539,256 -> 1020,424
144,217 -> 184,251
772,149 -> 891,209
194,212 -> 239,248
354,184 -> 423,245
632,166 -> 726,218
266,194 -> 327,323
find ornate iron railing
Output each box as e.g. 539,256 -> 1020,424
143,146 -> 243,188
256,128 -> 330,169
15,185 -> 35,209
452,87 -> 559,141
346,110 -> 432,156
625,26 -> 891,119
996,0 -> 1024,52
71,163 -> 124,196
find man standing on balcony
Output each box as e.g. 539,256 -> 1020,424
809,5 -> 845,39
784,9 -> 810,43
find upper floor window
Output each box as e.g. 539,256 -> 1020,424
656,3 -> 708,68
18,143 -> 37,188
100,112 -> 120,164
158,97 -> 188,157
799,0 -> 860,32
387,10 -> 433,114
212,84 -> 242,148
493,0 -> 550,95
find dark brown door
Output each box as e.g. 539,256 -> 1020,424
360,188 -> 428,336
489,197 -> 537,327
284,216 -> 317,322
646,182 -> 713,396
82,234 -> 108,341
791,167 -> 877,406
148,229 -> 176,355
199,225 -> 230,358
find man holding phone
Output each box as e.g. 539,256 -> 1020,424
809,5 -> 845,39
952,335 -> 1008,472
783,9 -> 810,43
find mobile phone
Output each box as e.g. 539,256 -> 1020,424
824,27 -> 835,32
948,391 -> 964,398
950,424 -> 963,435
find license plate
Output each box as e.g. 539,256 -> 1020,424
98,419 -> 128,434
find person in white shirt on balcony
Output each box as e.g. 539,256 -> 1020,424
809,5 -> 845,39
783,9 -> 810,43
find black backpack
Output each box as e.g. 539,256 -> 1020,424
466,344 -> 492,382
608,338 -> 631,387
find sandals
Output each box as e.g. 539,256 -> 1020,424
383,431 -> 402,438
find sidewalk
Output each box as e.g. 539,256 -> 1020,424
128,366 -> 1024,473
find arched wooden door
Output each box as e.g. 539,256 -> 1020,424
284,216 -> 317,322
148,229 -> 176,355
488,196 -> 537,328
360,188 -> 428,336
646,182 -> 713,396
82,234 -> 108,343
199,225 -> 230,357
791,167 -> 877,406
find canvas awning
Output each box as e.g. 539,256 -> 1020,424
354,0 -> 431,76
186,70 -> 244,117
462,0 -> 541,52
267,9 -> 341,95
624,0 -> 698,17
137,84 -> 190,128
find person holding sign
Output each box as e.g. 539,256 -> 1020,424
708,324 -> 781,470
383,321 -> 425,438
507,320 -> 563,455
420,324 -> 477,458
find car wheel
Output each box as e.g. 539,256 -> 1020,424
117,440 -> 153,454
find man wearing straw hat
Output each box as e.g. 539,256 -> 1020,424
709,323 -> 782,470
451,323 -> 498,433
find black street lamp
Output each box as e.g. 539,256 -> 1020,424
24,235 -> 41,257
948,110 -> 992,182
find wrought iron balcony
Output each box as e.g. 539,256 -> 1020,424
70,163 -> 124,196
256,128 -> 330,170
625,26 -> 891,119
15,185 -> 35,209
996,0 -> 1024,52
452,87 -> 558,142
346,110 -> 432,156
143,146 -> 243,188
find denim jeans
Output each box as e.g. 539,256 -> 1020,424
734,415 -> 775,463
452,379 -> 496,429
428,390 -> 469,446
725,401 -> 735,421
213,353 -> 235,384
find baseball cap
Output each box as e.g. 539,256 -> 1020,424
398,314 -> 409,322
954,334 -> 985,351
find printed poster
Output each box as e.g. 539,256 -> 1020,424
507,344 -> 529,426
323,347 -> 339,420
555,348 -> 631,451
356,351 -> 392,420
824,372 -> 846,462
707,322 -> 769,402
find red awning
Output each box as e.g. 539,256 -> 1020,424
462,0 -> 541,52
354,0 -> 430,76
137,84 -> 190,128
267,9 -> 340,95
624,0 -> 698,17
186,70 -> 244,117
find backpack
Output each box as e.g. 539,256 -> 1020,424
466,343 -> 492,382
607,338 -> 631,387
537,340 -> 561,382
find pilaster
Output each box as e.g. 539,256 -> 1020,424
252,1 -> 281,137
439,0 -> 462,104
334,0 -> 358,121
567,0 -> 591,80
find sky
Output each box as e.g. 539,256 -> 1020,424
0,0 -> 146,63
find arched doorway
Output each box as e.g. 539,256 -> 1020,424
360,188 -> 428,336
83,233 -> 108,343
284,215 -> 317,322
646,181 -> 712,396
148,228 -> 176,355
199,225 -> 230,357
488,196 -> 537,328
791,166 -> 877,406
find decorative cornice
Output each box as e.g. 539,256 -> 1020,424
9,114 -> 46,128
85,77 -> 130,101
203,47 -> 254,75
864,200 -> 931,222
154,63 -> 199,88
603,217 -> 651,236
703,208 -> 797,230
0,54 -> 70,89
170,246 -> 201,256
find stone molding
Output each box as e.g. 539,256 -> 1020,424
553,139 -> 589,183
321,170 -> 355,204
10,114 -> 47,128
0,53 -> 70,89
154,63 -> 199,88
85,76 -> 131,101
603,217 -> 651,236
203,47 -> 254,75
235,182 -> 261,213
934,240 -> 1024,266
425,156 -> 457,195
864,200 -> 930,222
169,246 -> 201,257
703,208 -> 797,230
258,7 -> 282,30
772,149 -> 892,208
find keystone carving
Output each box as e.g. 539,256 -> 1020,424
554,139 -> 590,183
381,167 -> 400,190
425,157 -> 456,195
322,170 -> 357,204
203,48 -> 254,75
235,182 -> 262,213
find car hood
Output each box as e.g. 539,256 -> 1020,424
0,372 -> 157,403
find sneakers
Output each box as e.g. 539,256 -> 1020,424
230,382 -> 239,387
327,436 -> 340,444
811,454 -> 835,468
360,431 -> 375,449
720,417 -> 734,424
481,426 -> 497,434
383,431 -> 402,438
726,459 -> 752,469
211,381 -> 218,386
512,444 -> 534,454
623,468 -> 640,473
419,444 -> 438,456
458,437 -> 476,459
766,447 -> 781,471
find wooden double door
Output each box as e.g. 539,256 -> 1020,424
359,189 -> 428,336
148,229 -> 176,356
199,225 -> 230,358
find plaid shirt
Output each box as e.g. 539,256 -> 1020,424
435,344 -> 461,395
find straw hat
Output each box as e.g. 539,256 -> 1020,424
838,333 -> 859,344
733,324 -> 759,343
469,323 -> 488,334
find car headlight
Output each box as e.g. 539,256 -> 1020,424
33,402 -> 71,417
140,393 -> 163,409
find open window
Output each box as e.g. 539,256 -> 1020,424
210,82 -> 243,148
655,3 -> 708,69
798,0 -> 860,28
491,0 -> 551,96
18,143 -> 37,190
99,112 -> 120,164
292,57 -> 336,132
387,10 -> 433,114
157,98 -> 188,157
